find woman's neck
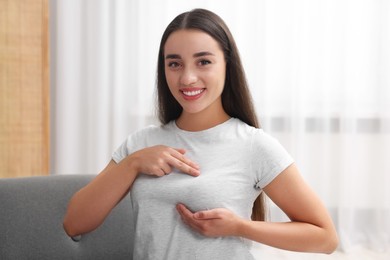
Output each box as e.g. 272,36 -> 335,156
175,109 -> 231,132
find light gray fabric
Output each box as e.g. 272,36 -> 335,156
0,175 -> 133,260
112,118 -> 294,260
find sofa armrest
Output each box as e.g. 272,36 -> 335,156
0,175 -> 134,259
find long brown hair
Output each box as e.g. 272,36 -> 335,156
156,8 -> 266,221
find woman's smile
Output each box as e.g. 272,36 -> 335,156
180,88 -> 206,100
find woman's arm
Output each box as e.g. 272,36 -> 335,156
239,163 -> 338,253
63,158 -> 138,237
63,145 -> 200,237
177,163 -> 338,254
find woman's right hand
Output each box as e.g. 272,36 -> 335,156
128,145 -> 200,177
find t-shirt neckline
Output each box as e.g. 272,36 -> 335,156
170,117 -> 236,135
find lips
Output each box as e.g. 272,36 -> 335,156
180,88 -> 206,100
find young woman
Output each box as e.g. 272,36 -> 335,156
63,8 -> 338,259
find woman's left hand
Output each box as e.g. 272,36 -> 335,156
176,203 -> 243,237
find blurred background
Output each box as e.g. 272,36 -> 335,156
1,0 -> 389,258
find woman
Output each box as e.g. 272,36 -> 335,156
63,8 -> 338,259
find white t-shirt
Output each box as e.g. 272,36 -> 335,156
112,118 -> 293,260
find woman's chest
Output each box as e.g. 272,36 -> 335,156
131,160 -> 257,217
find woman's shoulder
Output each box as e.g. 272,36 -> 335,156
230,119 -> 283,149
231,118 -> 265,137
126,121 -> 178,141
129,122 -> 171,138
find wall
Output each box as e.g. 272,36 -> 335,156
0,0 -> 49,178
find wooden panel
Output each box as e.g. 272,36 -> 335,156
0,0 -> 49,178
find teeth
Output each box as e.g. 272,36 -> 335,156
182,89 -> 204,96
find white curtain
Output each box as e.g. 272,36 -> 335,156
50,0 -> 390,252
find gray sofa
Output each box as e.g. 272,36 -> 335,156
0,175 -> 134,260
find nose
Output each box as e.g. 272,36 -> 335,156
180,67 -> 197,86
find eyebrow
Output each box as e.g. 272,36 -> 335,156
165,51 -> 214,59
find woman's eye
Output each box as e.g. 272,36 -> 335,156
199,60 -> 211,66
168,62 -> 180,68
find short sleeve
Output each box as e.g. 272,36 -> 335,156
251,129 -> 294,189
112,132 -> 139,163
112,139 -> 129,163
111,125 -> 159,163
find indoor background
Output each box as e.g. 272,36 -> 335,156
1,0 -> 389,259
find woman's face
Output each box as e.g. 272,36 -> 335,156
164,29 -> 226,117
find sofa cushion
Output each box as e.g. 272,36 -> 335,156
0,175 -> 134,260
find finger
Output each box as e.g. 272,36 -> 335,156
160,164 -> 172,175
176,203 -> 193,218
173,148 -> 200,170
176,204 -> 201,224
169,157 -> 200,177
177,204 -> 215,236
154,167 -> 165,177
175,148 -> 186,154
176,204 -> 201,228
194,209 -> 221,220
170,150 -> 200,176
165,151 -> 200,176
